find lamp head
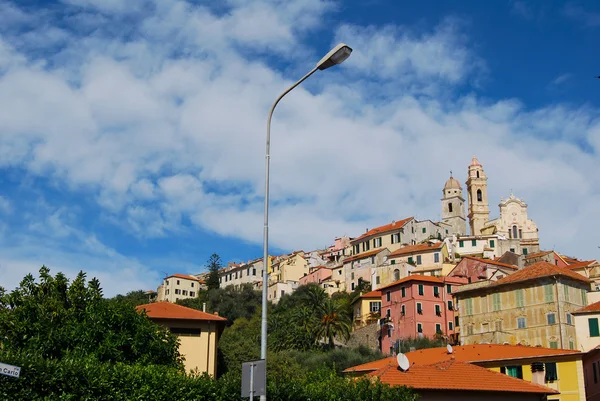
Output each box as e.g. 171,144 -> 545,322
316,43 -> 352,71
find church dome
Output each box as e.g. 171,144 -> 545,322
444,175 -> 462,190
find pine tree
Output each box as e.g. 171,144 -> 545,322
206,253 -> 222,290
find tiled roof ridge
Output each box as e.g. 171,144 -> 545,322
462,255 -> 518,270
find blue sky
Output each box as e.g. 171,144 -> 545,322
1,0 -> 599,296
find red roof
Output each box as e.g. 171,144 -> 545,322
366,360 -> 557,394
377,275 -> 443,291
344,344 -> 581,373
343,248 -> 386,264
388,242 -> 444,258
567,260 -> 596,270
352,217 -> 413,242
168,273 -> 200,281
524,250 -> 553,259
360,290 -> 382,299
490,261 -> 591,287
573,301 -> 600,314
461,256 -> 518,270
137,302 -> 228,322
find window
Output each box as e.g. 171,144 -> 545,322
417,323 -> 423,333
501,366 -> 523,379
386,291 -> 391,302
190,291 -> 195,297
391,260 -> 396,265
519,229 -> 523,239
523,248 -> 528,255
448,321 -> 454,330
544,284 -> 554,303
489,239 -> 495,248
362,241 -> 370,252
446,284 -> 452,294
369,302 -> 381,313
434,286 -> 440,297
477,189 -> 482,202
547,313 -> 556,325
459,240 -> 464,248
401,287 -> 406,297
408,256 -> 414,264
514,289 -> 526,308
235,272 -> 238,279
371,256 -> 375,264
418,284 -> 424,296
517,317 -> 526,329
582,289 -> 588,306
166,289 -> 169,295
435,304 -> 441,316
435,323 -> 442,333
510,248 -> 515,253
569,340 -> 575,350
386,309 -> 391,318
566,313 -> 573,325
465,298 -> 473,315
353,245 -> 360,255
351,283 -> 355,290
191,282 -> 194,288
417,303 -> 423,314
175,289 -> 181,295
166,280 -> 169,285
434,253 -> 440,263
281,290 -> 285,298
549,341 -> 558,349
374,237 -> 382,247
492,293 -> 501,311
471,239 -> 477,246
495,320 -> 502,332
448,203 -> 453,213
589,318 -> 600,337
253,268 -> 256,276
351,272 -> 355,280
416,255 -> 422,265
455,316 -> 459,327
512,225 -> 518,239
375,276 -> 380,286
177,280 -> 180,285
466,325 -> 473,335
401,304 -> 406,315
422,227 -> 426,234
447,300 -> 453,310
182,290 -> 188,296
393,269 -> 400,281
170,327 -> 201,336
563,285 -> 569,302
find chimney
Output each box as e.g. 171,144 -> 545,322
366,228 -> 369,233
214,311 -> 219,316
530,362 -> 544,385
202,302 -> 207,312
392,220 -> 396,226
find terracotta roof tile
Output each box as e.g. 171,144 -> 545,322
377,274 -> 443,291
566,260 -> 596,270
388,242 -> 444,258
352,217 -> 413,242
524,251 -> 553,259
366,360 -> 557,394
573,301 -> 600,314
168,273 -> 200,281
137,302 -> 228,322
489,261 -> 592,287
343,248 -> 386,264
462,256 -> 518,270
344,344 -> 581,373
360,290 -> 382,299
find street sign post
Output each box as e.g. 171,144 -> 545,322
0,362 -> 21,378
241,360 -> 266,399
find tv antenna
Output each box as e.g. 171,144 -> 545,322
447,344 -> 453,354
397,353 -> 410,372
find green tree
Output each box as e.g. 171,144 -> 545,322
0,266 -> 182,367
109,289 -> 153,306
206,253 -> 222,290
316,298 -> 352,348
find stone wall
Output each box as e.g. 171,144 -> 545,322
345,322 -> 380,351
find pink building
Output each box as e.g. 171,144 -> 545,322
299,266 -> 332,287
379,275 -> 466,354
447,256 -> 517,283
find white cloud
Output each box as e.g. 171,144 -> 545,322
551,73 -> 571,85
1,0 -> 600,299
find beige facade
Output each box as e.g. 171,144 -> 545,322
455,263 -> 591,349
270,251 -> 308,284
441,174 -> 467,235
572,303 -> 600,352
445,234 -> 501,260
466,156 -> 490,236
157,274 -> 201,303
268,280 -> 298,303
344,248 -> 390,292
137,302 -> 227,376
219,258 -> 265,288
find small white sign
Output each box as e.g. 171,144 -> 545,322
0,362 -> 21,378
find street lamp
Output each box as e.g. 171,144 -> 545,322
260,43 -> 352,401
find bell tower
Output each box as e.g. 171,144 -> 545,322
441,172 -> 466,235
466,156 -> 490,236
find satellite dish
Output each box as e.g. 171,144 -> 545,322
447,344 -> 453,354
397,353 -> 410,371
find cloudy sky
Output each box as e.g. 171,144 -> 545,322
1,0 -> 599,296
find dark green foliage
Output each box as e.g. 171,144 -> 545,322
206,253 -> 222,290
109,289 -> 153,307
0,351 -> 416,401
0,266 -> 182,367
397,336 -> 446,354
282,345 -> 384,375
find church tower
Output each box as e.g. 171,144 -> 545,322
466,156 -> 490,236
441,173 -> 466,235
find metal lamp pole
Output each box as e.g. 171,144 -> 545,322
260,43 -> 352,401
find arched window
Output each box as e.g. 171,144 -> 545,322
512,225 -> 518,239
448,203 -> 453,213
477,189 -> 482,202
476,171 -> 480,178
393,269 -> 400,281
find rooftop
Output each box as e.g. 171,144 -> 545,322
352,217 -> 413,242
377,274 -> 443,291
167,273 -> 200,281
567,260 -> 597,270
137,302 -> 228,322
573,301 -> 600,315
461,256 -> 518,270
343,248 -> 386,264
344,344 -> 581,373
388,242 -> 444,258
366,360 -> 557,395
359,290 -> 381,299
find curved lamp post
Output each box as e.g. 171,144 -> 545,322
260,43 -> 352,401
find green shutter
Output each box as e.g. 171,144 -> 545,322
418,284 -> 424,295
544,284 -> 554,303
490,240 -> 495,248
589,318 -> 600,337
493,293 -> 501,311
563,285 -> 569,302
516,289 -> 524,308
459,241 -> 464,248
408,257 -> 414,264
471,239 -> 476,246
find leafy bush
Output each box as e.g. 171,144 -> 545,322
283,345 -> 384,375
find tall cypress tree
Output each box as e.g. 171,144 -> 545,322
206,253 -> 222,290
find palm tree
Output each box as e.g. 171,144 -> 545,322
316,298 -> 351,348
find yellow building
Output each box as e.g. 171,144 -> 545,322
157,273 -> 202,303
344,344 -> 585,401
351,290 -> 381,328
454,261 -> 591,350
137,302 -> 227,376
270,251 -> 308,284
